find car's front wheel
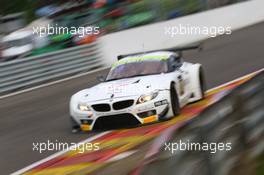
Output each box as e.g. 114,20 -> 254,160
70,117 -> 80,133
170,83 -> 180,116
199,67 -> 206,99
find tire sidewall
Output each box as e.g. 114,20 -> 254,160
199,67 -> 206,99
170,83 -> 180,116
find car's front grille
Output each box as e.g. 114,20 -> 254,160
113,100 -> 134,110
91,104 -> 111,112
93,113 -> 140,130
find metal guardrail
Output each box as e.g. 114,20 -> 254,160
0,42 -> 104,95
142,71 -> 264,175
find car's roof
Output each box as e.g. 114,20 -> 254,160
112,51 -> 176,68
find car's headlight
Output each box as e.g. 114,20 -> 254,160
137,91 -> 159,104
78,103 -> 91,111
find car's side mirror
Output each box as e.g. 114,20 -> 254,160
97,75 -> 105,82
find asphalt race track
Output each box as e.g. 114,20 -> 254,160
1,22 -> 264,175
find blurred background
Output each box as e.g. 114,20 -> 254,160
0,0 -> 246,61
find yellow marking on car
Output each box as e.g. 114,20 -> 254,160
143,115 -> 158,123
112,55 -> 169,68
81,124 -> 91,131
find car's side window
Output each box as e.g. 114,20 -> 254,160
168,55 -> 182,71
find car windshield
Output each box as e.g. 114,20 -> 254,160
106,60 -> 168,81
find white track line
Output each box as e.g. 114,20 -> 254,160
106,150 -> 138,163
0,67 -> 108,100
11,131 -> 110,175
10,68 -> 264,175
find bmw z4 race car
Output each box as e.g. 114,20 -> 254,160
70,47 -> 205,132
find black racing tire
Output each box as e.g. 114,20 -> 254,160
170,83 -> 180,116
70,117 -> 80,133
199,67 -> 206,99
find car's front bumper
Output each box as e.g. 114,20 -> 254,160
70,90 -> 171,131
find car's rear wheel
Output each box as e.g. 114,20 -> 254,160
170,83 -> 180,116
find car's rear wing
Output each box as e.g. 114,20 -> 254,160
117,44 -> 202,60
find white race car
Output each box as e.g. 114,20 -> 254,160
70,47 -> 205,132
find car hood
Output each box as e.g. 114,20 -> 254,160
74,74 -> 171,103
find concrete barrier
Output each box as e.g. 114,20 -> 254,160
100,0 -> 264,66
